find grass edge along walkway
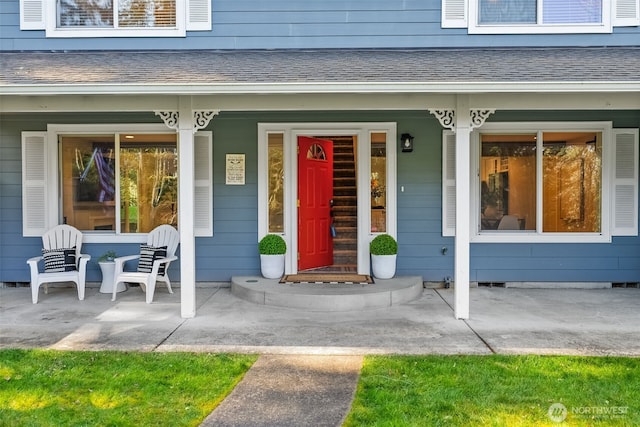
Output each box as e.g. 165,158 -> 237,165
0,349 -> 257,427
345,354 -> 639,427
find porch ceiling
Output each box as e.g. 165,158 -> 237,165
1,47 -> 639,96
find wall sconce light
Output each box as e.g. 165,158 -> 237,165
400,133 -> 414,152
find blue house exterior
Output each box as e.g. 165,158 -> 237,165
1,1 -> 639,318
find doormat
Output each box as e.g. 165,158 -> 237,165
280,274 -> 374,285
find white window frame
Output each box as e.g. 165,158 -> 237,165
22,124 -> 212,243
442,0 -> 640,33
258,122 -> 397,275
469,0 -> 612,34
20,0 -> 211,36
470,122 -> 614,243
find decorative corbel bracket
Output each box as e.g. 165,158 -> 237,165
429,109 -> 496,133
154,111 -> 179,130
470,109 -> 495,130
154,110 -> 220,133
429,109 -> 456,131
194,110 -> 220,132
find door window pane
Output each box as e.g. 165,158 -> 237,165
543,132 -> 602,232
480,134 -> 537,231
371,132 -> 387,232
268,133 -> 284,233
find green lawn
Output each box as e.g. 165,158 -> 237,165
0,350 -> 257,427
345,355 -> 639,426
1,351 -> 638,426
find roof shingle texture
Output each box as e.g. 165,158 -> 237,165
1,47 -> 638,87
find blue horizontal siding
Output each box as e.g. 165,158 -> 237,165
1,109 -> 639,284
1,0 -> 639,51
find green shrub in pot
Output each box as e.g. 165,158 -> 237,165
259,234 -> 286,279
369,234 -> 398,255
258,234 -> 287,255
370,234 -> 397,279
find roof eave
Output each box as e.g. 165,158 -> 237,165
1,81 -> 639,96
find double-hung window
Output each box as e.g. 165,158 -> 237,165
442,122 -> 639,242
20,0 -> 211,36
442,0 -> 640,33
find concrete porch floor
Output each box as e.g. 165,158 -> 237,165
1,280 -> 639,356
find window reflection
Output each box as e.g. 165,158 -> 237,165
60,133 -> 177,233
119,135 -> 178,233
543,132 -> 601,232
478,0 -> 602,25
371,132 -> 387,232
480,131 -> 602,233
61,135 -> 117,231
268,133 -> 284,233
480,134 -> 536,231
58,0 -> 177,28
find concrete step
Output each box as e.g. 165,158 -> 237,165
231,276 -> 424,311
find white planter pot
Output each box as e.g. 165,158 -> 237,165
260,254 -> 285,279
371,254 -> 397,279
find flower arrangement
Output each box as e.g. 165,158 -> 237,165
370,172 -> 385,203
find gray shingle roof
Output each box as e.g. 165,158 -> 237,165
1,47 -> 639,93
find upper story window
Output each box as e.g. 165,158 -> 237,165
58,1 -> 177,29
20,0 -> 211,37
479,0 -> 603,25
442,0 -> 640,33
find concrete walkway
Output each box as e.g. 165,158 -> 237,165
2,283 -> 639,426
200,355 -> 362,427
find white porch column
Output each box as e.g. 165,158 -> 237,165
454,96 -> 471,320
178,96 -> 196,318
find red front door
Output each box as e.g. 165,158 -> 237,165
298,136 -> 334,271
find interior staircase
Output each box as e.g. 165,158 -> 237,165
331,137 -> 358,270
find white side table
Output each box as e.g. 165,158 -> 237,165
99,261 -> 126,294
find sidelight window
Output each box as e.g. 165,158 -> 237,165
267,133 -> 285,233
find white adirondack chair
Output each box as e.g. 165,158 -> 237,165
112,224 -> 180,304
27,224 -> 91,304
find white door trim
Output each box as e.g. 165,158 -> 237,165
258,122 -> 397,275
